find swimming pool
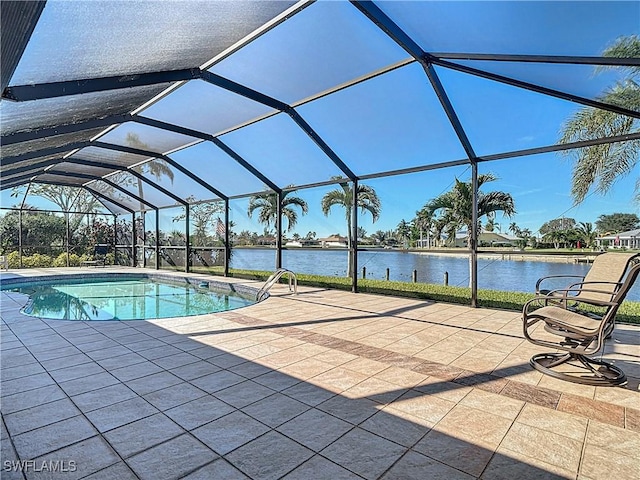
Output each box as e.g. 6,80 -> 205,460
1,274 -> 259,321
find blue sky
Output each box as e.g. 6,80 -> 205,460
2,1 -> 638,239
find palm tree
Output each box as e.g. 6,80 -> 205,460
247,189 -> 308,232
396,219 -> 410,247
413,207 -> 434,248
371,230 -> 389,246
576,221 -> 597,248
321,179 -> 381,277
543,229 -> 568,249
423,173 -> 515,287
560,35 -> 640,203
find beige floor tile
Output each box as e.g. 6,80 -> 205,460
341,357 -> 389,376
312,350 -> 358,366
537,374 -> 596,399
451,348 -> 508,373
360,408 -> 430,447
279,358 -> 335,380
309,367 -> 369,392
414,428 -> 495,477
501,422 -> 582,473
580,443 -> 640,479
486,446 -> 576,479
458,388 -> 524,420
413,346 -> 464,364
435,404 -> 513,447
515,403 -> 588,441
585,420 -> 640,457
414,376 -> 473,403
387,390 -> 456,425
341,377 -> 404,404
373,366 -> 428,388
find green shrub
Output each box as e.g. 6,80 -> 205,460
6,251 -> 20,268
52,253 -> 88,267
21,253 -> 53,268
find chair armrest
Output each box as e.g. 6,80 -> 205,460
541,287 -> 617,307
535,274 -> 584,293
523,288 -> 617,315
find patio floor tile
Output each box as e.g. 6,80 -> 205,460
85,397 -> 159,433
242,392 -> 310,428
380,450 -> 474,480
142,382 -> 207,411
169,360 -> 220,381
126,433 -> 218,480
500,422 -> 583,473
359,408 -> 430,447
192,411 -> 269,455
413,428 -> 495,477
58,371 -> 120,396
321,427 -> 406,480
103,413 -> 185,458
483,448 -> 574,479
82,461 -> 139,480
164,395 -> 235,431
12,415 -> 98,459
2,373 -> 55,397
182,458 -> 250,479
226,431 -> 314,480
4,398 -> 81,436
276,408 -> 352,452
27,436 -> 120,480
109,362 -> 164,382
125,371 -> 183,396
71,384 -> 138,413
281,454 -> 362,479
191,370 -> 245,393
213,380 -> 275,409
0,384 -> 66,415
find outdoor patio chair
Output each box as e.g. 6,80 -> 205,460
82,245 -> 109,267
535,252 -> 639,337
522,255 -> 640,386
536,252 -> 639,303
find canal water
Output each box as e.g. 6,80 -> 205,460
230,248 -> 640,302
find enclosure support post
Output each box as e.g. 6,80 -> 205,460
352,179 -> 359,294
112,215 -> 117,266
185,204 -> 190,273
276,191 -> 283,270
471,162 -> 479,308
66,213 -> 70,267
131,213 -> 136,268
18,210 -> 23,268
224,199 -> 230,277
154,209 -> 160,270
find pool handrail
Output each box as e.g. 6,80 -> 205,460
256,268 -> 298,302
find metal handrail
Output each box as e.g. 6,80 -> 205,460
256,268 -> 298,301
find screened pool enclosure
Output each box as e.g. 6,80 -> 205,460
1,1 -> 639,306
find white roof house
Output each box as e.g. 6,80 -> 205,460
596,229 -> 640,249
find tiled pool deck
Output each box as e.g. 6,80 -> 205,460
1,268 -> 639,480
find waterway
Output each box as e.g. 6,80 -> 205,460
230,248 -> 640,302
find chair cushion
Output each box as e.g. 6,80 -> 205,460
533,306 -> 602,336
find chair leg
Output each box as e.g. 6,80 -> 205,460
530,352 -> 627,386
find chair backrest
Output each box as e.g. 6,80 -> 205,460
576,252 -> 640,303
602,258 -> 640,326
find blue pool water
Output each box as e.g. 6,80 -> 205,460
4,277 -> 256,321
